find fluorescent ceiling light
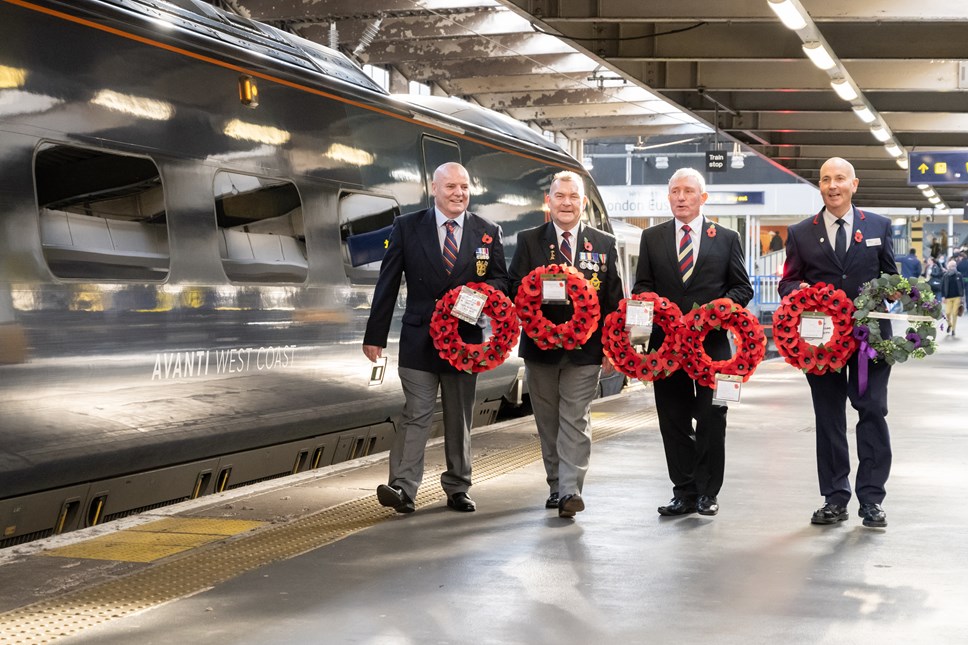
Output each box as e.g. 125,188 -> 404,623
830,78 -> 858,101
884,143 -> 903,158
852,105 -> 875,124
767,0 -> 807,31
929,196 -> 941,204
802,42 -> 836,70
870,125 -> 890,142
917,184 -> 929,190
896,157 -> 909,170
922,188 -> 936,198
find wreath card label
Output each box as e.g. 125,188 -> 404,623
540,273 -> 568,303
625,299 -> 654,329
798,312 -> 831,346
452,286 -> 487,324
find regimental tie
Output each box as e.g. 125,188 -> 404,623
834,218 -> 847,264
560,230 -> 573,264
678,224 -> 694,282
443,219 -> 459,274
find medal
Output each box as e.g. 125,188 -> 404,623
476,260 -> 487,277
590,273 -> 601,291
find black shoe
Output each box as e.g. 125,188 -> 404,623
377,484 -> 415,514
811,502 -> 848,525
859,503 -> 887,528
545,492 -> 559,509
447,491 -> 476,512
657,497 -> 697,517
558,493 -> 585,518
697,495 -> 719,516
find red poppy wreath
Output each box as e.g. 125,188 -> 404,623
772,282 -> 856,375
678,298 -> 767,389
429,282 -> 520,373
601,293 -> 682,381
514,264 -> 600,350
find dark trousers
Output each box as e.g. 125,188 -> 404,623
653,370 -> 728,500
805,352 -> 892,506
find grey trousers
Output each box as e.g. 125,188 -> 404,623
390,367 -> 476,500
525,359 -> 601,497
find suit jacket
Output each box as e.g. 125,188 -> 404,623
509,222 -> 624,365
363,207 -> 509,373
778,206 -> 897,301
632,218 -> 753,361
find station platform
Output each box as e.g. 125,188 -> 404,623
1,334 -> 966,645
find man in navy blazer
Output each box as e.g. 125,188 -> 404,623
778,157 -> 897,528
363,162 -> 509,514
509,170 -> 624,518
633,168 -> 752,518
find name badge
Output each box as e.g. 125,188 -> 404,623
866,237 -> 881,247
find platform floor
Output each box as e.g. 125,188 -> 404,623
1,333 -> 966,645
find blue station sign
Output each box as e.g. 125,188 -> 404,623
908,151 -> 968,185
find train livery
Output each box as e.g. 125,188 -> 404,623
0,0 -> 618,545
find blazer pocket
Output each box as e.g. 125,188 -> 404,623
401,311 -> 425,326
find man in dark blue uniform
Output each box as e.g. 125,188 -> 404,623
779,157 -> 897,528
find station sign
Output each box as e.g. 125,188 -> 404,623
706,151 -> 727,173
908,151 -> 968,185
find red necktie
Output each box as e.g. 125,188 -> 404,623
679,224 -> 694,282
443,220 -> 458,274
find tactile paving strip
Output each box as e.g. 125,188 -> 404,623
0,407 -> 655,644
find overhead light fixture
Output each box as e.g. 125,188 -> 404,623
929,195 -> 941,204
802,42 -> 836,70
655,156 -> 669,170
896,157 -> 909,170
582,156 -> 594,170
767,0 -> 807,31
922,188 -> 936,198
917,183 -> 929,190
884,143 -> 903,158
830,78 -> 858,101
852,105 -> 875,124
870,125 -> 890,142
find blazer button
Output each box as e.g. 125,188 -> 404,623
842,274 -> 847,279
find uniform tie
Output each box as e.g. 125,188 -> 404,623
443,220 -> 459,274
678,224 -> 694,282
560,230 -> 573,264
834,218 -> 847,264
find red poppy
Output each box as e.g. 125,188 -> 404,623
706,224 -> 717,238
854,229 -> 863,244
601,292 -> 683,382
677,300 -> 767,388
430,283 -> 520,373
482,233 -> 493,244
771,282 -> 856,375
515,265 -> 600,351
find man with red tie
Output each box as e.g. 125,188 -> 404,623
508,171 -> 623,518
632,168 -> 752,518
363,162 -> 508,514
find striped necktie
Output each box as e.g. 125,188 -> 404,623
560,230 -> 573,264
678,224 -> 694,282
443,220 -> 459,274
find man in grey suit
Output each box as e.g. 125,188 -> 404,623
632,168 -> 753,518
509,170 -> 624,518
363,162 -> 509,514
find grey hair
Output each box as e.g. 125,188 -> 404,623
668,167 -> 706,193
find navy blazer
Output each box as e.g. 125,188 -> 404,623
363,207 -> 509,373
632,218 -> 753,361
778,206 -> 897,301
509,222 -> 624,366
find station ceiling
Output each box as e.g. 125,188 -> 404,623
217,0 -> 968,212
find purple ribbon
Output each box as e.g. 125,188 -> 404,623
853,325 -> 877,397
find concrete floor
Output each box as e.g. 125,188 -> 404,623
4,333 -> 967,645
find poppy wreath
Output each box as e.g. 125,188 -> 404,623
678,298 -> 767,389
601,293 -> 683,381
429,282 -> 520,373
514,264 -> 600,350
772,283 -> 857,375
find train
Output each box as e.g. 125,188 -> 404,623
0,0 -> 625,546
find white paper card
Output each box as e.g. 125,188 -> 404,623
541,273 -> 568,303
799,312 -> 832,347
452,286 -> 487,324
368,356 -> 388,387
713,374 -> 742,404
626,300 -> 654,328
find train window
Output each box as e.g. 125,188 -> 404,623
213,172 -> 307,283
421,136 -> 461,207
35,144 -> 170,280
339,192 -> 401,284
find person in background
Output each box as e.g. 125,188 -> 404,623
899,248 -> 922,280
632,168 -> 753,519
924,256 -> 944,301
768,230 -> 784,253
778,157 -> 897,529
940,259 -> 965,336
362,162 -> 509,514
508,170 -> 623,519
955,252 -> 968,303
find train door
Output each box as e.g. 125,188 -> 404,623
421,136 -> 461,207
